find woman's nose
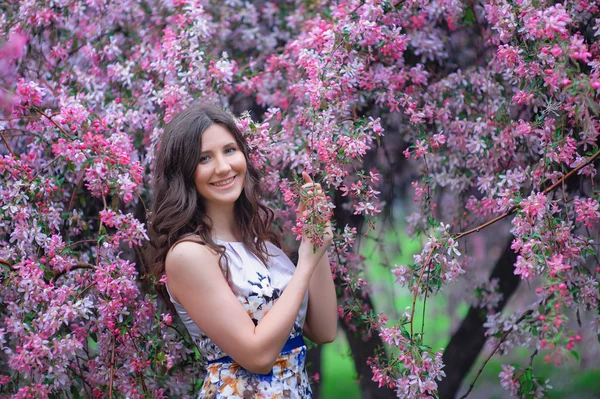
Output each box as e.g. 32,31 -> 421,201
214,155 -> 232,175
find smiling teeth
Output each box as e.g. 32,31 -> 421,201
212,177 -> 234,187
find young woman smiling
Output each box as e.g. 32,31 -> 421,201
148,103 -> 337,398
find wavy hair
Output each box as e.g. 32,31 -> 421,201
147,103 -> 280,290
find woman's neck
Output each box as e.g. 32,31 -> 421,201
205,203 -> 238,241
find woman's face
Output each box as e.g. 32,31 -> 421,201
194,124 -> 247,209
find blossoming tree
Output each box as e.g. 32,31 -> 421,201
1,0 -> 599,398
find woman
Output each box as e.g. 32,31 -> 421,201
148,103 -> 337,398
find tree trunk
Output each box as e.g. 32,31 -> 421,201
306,344 -> 323,398
438,238 -> 520,399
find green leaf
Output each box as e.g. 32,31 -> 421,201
71,385 -> 82,399
570,350 -> 580,362
400,327 -> 411,340
463,8 -> 474,24
519,368 -> 534,395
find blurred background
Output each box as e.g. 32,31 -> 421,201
311,216 -> 600,398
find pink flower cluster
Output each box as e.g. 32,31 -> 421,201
368,317 -> 446,399
499,364 -> 552,398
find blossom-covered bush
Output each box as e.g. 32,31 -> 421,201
1,0 -> 599,398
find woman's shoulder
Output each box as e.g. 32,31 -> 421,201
166,237 -> 220,270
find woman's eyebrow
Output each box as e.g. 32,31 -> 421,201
200,142 -> 236,155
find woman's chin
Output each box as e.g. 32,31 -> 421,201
204,189 -> 243,207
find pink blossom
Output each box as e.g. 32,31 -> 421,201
573,197 -> 600,228
499,365 -> 519,396
546,254 -> 572,277
520,192 -> 547,221
514,255 -> 536,280
0,33 -> 28,63
512,90 -> 535,105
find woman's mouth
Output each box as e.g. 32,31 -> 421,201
210,176 -> 236,188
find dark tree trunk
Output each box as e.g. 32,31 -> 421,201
306,344 -> 323,398
438,238 -> 520,399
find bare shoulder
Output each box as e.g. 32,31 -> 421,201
167,240 -> 213,262
165,240 -> 219,274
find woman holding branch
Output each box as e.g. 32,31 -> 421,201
148,103 -> 337,398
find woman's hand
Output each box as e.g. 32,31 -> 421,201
296,172 -> 333,270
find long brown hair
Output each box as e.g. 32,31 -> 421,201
147,103 -> 280,288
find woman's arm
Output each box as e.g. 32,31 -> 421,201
303,252 -> 337,344
166,236 -> 330,375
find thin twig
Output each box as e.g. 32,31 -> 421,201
528,348 -> 538,367
66,239 -> 98,248
0,130 -> 15,156
126,330 -> 150,396
421,260 -> 432,335
53,263 -> 93,281
134,245 -> 149,279
454,205 -> 518,241
410,247 -> 436,337
458,309 -> 533,399
540,149 -> 600,195
109,335 -> 116,398
76,281 -> 96,299
34,108 -> 71,138
68,173 -> 86,211
28,156 -> 61,184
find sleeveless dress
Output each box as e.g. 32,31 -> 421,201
166,240 -> 312,399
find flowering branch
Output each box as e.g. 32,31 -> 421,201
454,148 -> 600,241
540,148 -> 600,195
2,0 -> 600,397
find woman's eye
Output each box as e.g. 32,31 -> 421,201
225,147 -> 236,154
199,156 -> 210,163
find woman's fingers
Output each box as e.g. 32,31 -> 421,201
301,172 -> 324,195
296,202 -> 306,213
301,182 -> 321,192
302,171 -> 313,184
297,172 -> 328,213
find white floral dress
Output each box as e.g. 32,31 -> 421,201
167,240 -> 312,399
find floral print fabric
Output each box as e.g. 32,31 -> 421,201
200,346 -> 312,399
